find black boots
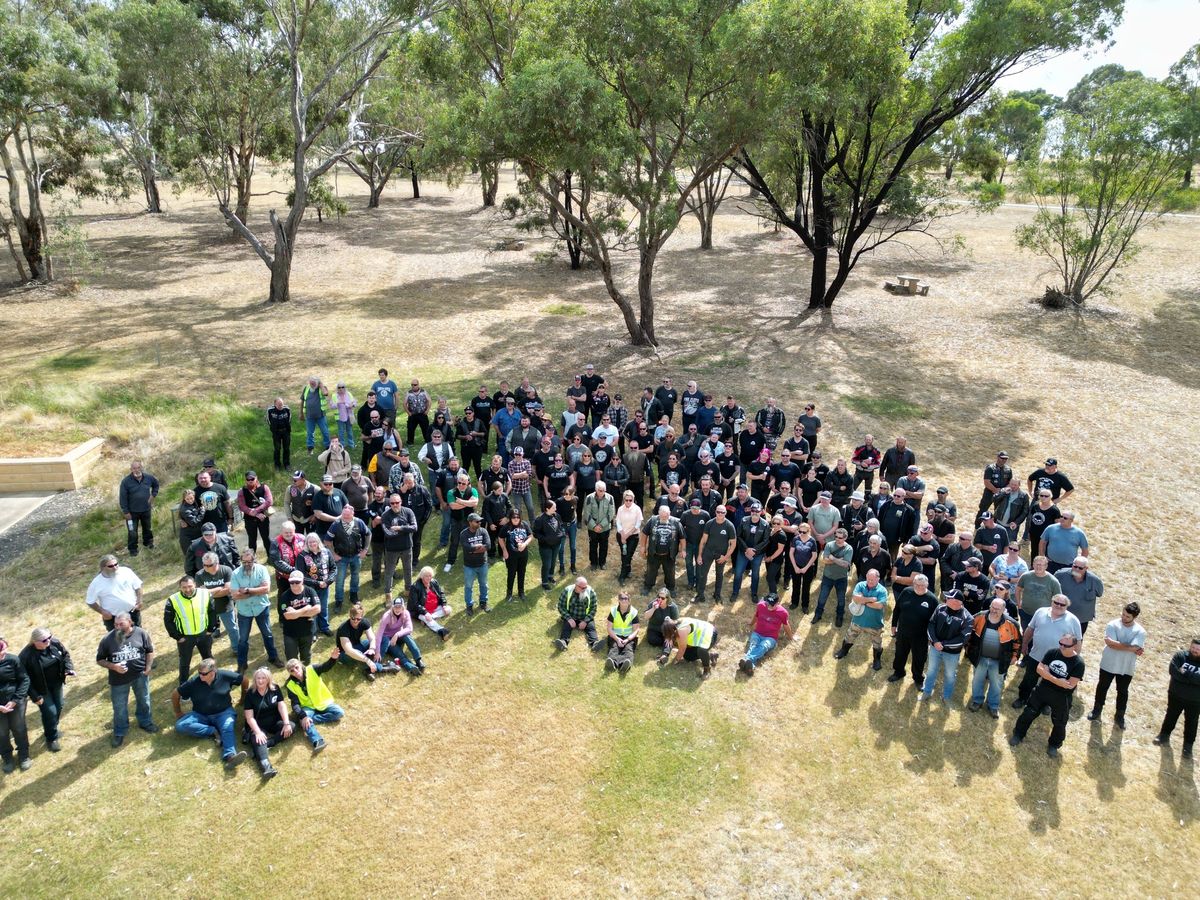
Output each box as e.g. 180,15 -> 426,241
872,648 -> 883,671
833,641 -> 853,660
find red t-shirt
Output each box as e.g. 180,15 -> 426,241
425,588 -> 439,614
754,602 -> 790,640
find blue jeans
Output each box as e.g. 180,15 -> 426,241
335,556 -> 361,605
218,608 -> 240,653
556,522 -> 578,570
35,682 -> 65,741
512,489 -> 535,523
684,541 -> 701,587
237,608 -> 280,670
305,414 -> 330,451
922,647 -> 963,700
439,507 -> 452,546
731,552 -> 764,600
175,708 -> 238,757
464,562 -> 489,610
299,703 -> 345,744
110,676 -> 153,737
743,632 -> 777,666
539,546 -> 557,585
311,584 -> 330,633
337,419 -> 355,448
814,576 -> 848,617
971,658 -> 1006,711
384,634 -> 423,671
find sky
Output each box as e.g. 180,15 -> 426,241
1001,0 -> 1199,97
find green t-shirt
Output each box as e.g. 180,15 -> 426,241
821,542 -> 853,581
1018,571 -> 1059,615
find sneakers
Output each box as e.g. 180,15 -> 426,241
1008,735 -> 1022,747
989,708 -> 1000,719
48,740 -> 61,752
968,702 -> 982,712
605,657 -> 617,671
19,758 -> 31,771
223,750 -> 248,769
518,593 -> 527,601
111,734 -> 125,748
618,659 -> 632,674
738,658 -> 754,676
443,563 -> 452,573
465,607 -> 475,618
503,594 -> 513,603
1086,709 -> 1101,722
479,602 -> 489,613
1046,746 -> 1059,759
588,640 -> 603,652
1152,734 -> 1169,746
554,638 -> 568,651
416,659 -> 426,671
917,691 -> 931,702
311,739 -> 326,753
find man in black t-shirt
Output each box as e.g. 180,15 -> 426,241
696,505 -> 737,603
96,613 -> 158,746
654,378 -> 678,422
1027,458 -> 1074,503
640,507 -> 684,594
196,471 -> 233,533
336,604 -> 394,680
953,558 -> 991,614
880,437 -> 915,489
972,511 -> 1009,570
172,658 -> 248,769
1009,634 -> 1085,757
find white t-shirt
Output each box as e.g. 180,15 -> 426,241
592,424 -> 619,445
86,566 -> 143,616
1099,618 -> 1147,676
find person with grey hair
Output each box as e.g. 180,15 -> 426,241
96,612 -> 158,747
163,574 -> 218,685
966,597 -> 1022,717
1013,593 -> 1082,708
1054,556 -> 1103,636
173,658 -> 247,769
582,480 -> 616,570
118,459 -> 159,556
86,554 -> 143,630
19,627 -> 75,752
301,375 -> 331,452
889,573 -> 937,685
241,666 -> 293,779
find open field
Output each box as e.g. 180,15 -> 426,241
0,168 -> 1197,897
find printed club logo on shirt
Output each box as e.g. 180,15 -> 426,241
200,490 -> 221,511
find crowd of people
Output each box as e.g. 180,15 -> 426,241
2,367 -> 1198,778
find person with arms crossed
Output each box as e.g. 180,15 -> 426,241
96,612 -> 158,747
1087,602 -> 1145,730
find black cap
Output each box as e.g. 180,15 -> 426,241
690,498 -> 702,507
1045,457 -> 1058,465
202,457 -> 215,467
764,593 -> 780,606
201,523 -> 217,534
943,589 -> 962,600
292,470 -> 305,480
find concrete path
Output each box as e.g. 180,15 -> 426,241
0,491 -> 56,535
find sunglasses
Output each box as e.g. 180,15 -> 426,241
1052,601 -> 1068,607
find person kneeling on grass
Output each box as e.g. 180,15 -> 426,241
241,667 -> 293,780
408,567 -> 452,640
833,569 -> 889,671
172,658 -> 248,770
605,591 -> 640,673
285,655 -> 344,753
336,603 -> 399,681
375,597 -> 425,676
661,617 -> 719,678
554,576 -> 601,652
738,594 -> 793,676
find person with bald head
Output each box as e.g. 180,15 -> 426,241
554,576 -> 601,652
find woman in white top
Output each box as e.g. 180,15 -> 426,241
614,490 -> 644,584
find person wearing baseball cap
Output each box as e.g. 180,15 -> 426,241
1009,630 -> 1084,758
920,588 -> 973,704
1026,457 -> 1074,503
459,512 -> 492,615
926,486 -> 957,523
738,593 -> 794,676
972,509 -> 1010,573
953,556 -> 991,615
977,451 -> 1013,526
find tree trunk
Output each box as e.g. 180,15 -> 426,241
636,246 -> 659,346
1184,162 -> 1194,188
410,168 -> 420,199
234,154 -> 253,224
808,244 -> 828,309
2,219 -> 28,281
697,209 -> 714,250
563,170 -> 581,269
142,166 -> 162,214
481,160 -> 499,207
268,213 -> 292,304
944,161 -> 955,181
368,183 -> 383,209
823,258 -> 852,309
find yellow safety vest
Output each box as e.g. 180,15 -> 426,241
610,604 -> 637,637
683,618 -> 714,649
287,666 -> 335,711
169,588 -> 210,636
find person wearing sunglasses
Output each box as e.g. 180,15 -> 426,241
1009,632 -> 1084,758
18,628 -> 75,752
1013,593 -> 1082,709
86,555 -> 143,631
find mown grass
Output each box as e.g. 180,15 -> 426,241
843,393 -> 925,419
543,301 -> 588,317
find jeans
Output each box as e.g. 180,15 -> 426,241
299,703 -> 345,744
464,561 -> 489,610
110,675 -> 153,737
814,576 -> 848,618
126,510 -> 153,552
310,584 -> 331,634
382,548 -> 413,597
439,507 -> 453,547
922,647 -> 963,700
237,609 -> 280,671
513,488 -> 535,523
743,632 -> 778,666
555,521 -> 578,571
34,682 -> 65,741
970,658 -> 1006,711
539,546 -> 558,585
383,634 -> 423,671
175,708 -> 238,757
0,700 -> 29,761
337,418 -> 355,448
305,414 -> 330,451
334,555 -> 362,606
731,551 -> 764,600
685,541 -> 701,587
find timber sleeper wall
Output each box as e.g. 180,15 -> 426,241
0,438 -> 104,493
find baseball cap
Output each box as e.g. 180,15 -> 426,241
997,451 -> 1009,458
351,464 -> 362,473
979,510 -> 993,519
919,523 -> 933,532
811,451 -> 822,459
737,484 -> 748,492
202,457 -> 215,467
764,593 -> 780,606
399,448 -> 410,456
1045,457 -> 1058,465
201,523 -> 217,534
850,491 -> 864,501
936,486 -> 948,494
467,512 -> 482,522
966,557 -> 982,568
710,428 -> 722,436
513,446 -> 524,455
391,596 -> 405,606
943,589 -> 962,601
585,363 -> 595,370
322,474 -> 334,483
292,469 -> 305,480
934,503 -> 948,513
750,501 -> 763,511
690,498 -> 702,508
245,470 -> 258,480
907,465 -> 918,472
288,573 -> 304,583
818,490 -> 832,499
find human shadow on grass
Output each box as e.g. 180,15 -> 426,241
1012,738 -> 1063,834
824,654 -> 875,716
0,731 -> 116,817
1083,720 -> 1127,801
1154,745 -> 1198,824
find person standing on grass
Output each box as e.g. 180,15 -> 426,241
301,376 -> 331,452
788,523 -> 819,613
1027,457 -> 1074,504
888,574 -> 937,686
1039,511 -> 1088,574
185,523 -> 239,579
459,512 -> 492,615
1153,638 -> 1200,759
738,593 -> 793,677
87,554 -> 144,630
163,574 -> 218,685
614,490 -> 644,585
118,460 -> 158,557
582,480 -> 616,571
533,499 -> 566,590
0,635 -> 32,773
325,505 -> 370,612
267,397 -> 293,470
966,598 -> 1021,718
318,437 -> 353,483
379,492 -> 417,603
331,382 -> 357,449
797,403 -> 821,453
554,576 -> 601,652
371,368 -> 399,422
172,658 -> 248,770
833,569 -> 889,670
1088,602 -> 1146,730
811,529 -> 854,626
919,589 -> 973,704
992,476 -> 1030,543
237,470 -> 273,555
694,503 -> 736,604
499,507 -> 533,601
232,548 -> 282,675
284,655 -> 344,753
1055,556 -> 1103,636
1009,633 -> 1084,759
96,613 -> 158,748
1013,594 -> 1082,709
661,617 -> 720,678
277,572 -> 320,665
405,378 -> 433,446
196,470 -> 233,535
880,436 -> 915,492
179,487 -> 205,556
444,470 -> 479,572
18,628 -> 74,753
1023,490 -> 1060,560
851,435 -> 881,496
605,591 -> 641,673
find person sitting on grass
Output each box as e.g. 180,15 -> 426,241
554,576 -> 601,652
241,667 -> 293,780
375,597 -> 425,676
336,603 -> 398,681
284,655 -> 344,753
738,593 -> 793,677
605,591 -> 640,674
661,617 -> 720,678
408,567 -> 452,640
643,588 -> 679,665
172,658 -> 248,770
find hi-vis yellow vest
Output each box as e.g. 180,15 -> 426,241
682,618 -> 714,649
169,589 -> 210,636
610,604 -> 637,637
287,666 -> 335,711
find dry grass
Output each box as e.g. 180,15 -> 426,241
0,167 -> 1198,898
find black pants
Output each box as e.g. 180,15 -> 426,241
1092,670 -> 1133,718
559,618 -> 598,646
629,482 -> 646,508
126,510 -> 153,552
406,412 -> 430,445
412,522 -> 426,563
1013,687 -> 1072,748
245,515 -> 270,554
976,492 -> 995,524
618,536 -> 638,579
643,555 -> 676,593
246,722 -> 289,763
0,700 -> 30,762
176,633 -> 214,684
588,529 -> 611,567
805,434 -> 818,452
696,555 -> 726,600
272,431 -> 291,469
1158,694 -> 1200,749
789,568 -> 815,610
447,519 -> 465,565
460,443 -> 484,477
682,630 -> 719,668
284,633 -> 314,666
505,551 -> 528,596
892,629 -> 928,682
1016,658 -> 1043,701
852,470 -> 874,495
765,558 -> 784,593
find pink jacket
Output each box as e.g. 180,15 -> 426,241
375,606 -> 413,656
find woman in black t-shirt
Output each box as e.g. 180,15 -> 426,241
241,667 -> 293,779
763,517 -> 790,593
499,510 -> 534,600
557,486 -> 579,575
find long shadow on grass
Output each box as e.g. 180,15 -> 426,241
1012,737 -> 1062,834
1154,746 -> 1199,824
1083,720 -> 1128,802
0,731 -> 115,817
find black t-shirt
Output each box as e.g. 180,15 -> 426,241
1026,504 -> 1060,543
178,669 -> 240,715
459,527 -> 492,567
798,477 -> 823,508
336,616 -> 371,650
545,467 -> 572,499
502,523 -> 532,555
654,387 -> 678,418
701,518 -> 737,558
954,572 -> 992,614
1029,468 -> 1073,499
783,436 -> 810,457
96,627 -> 154,686
646,602 -> 679,641
480,465 -> 509,494
198,482 -> 230,527
243,684 -> 286,733
470,395 -> 494,425
680,510 -> 711,544
195,565 -> 233,613
278,587 -> 319,638
769,462 -> 802,490
1036,648 -> 1085,699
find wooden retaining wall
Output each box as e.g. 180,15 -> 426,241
0,438 -> 104,493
